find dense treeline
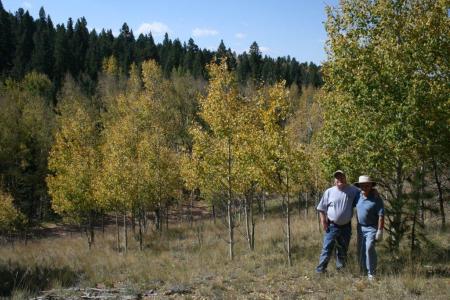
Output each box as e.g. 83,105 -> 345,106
0,1 -> 322,98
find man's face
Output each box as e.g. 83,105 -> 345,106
360,182 -> 373,194
334,173 -> 347,188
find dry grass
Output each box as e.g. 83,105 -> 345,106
0,205 -> 449,299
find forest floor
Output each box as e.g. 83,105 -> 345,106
0,200 -> 449,299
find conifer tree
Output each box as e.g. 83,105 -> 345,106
70,17 -> 89,77
31,7 -> 54,78
85,29 -> 101,80
249,42 -> 262,81
97,29 -> 114,61
0,0 -> 14,74
183,38 -> 198,74
192,51 -> 204,79
12,9 -> 35,78
237,52 -> 250,83
135,33 -> 158,64
114,23 -> 135,74
53,24 -> 69,89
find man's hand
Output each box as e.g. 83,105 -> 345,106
376,216 -> 384,241
375,229 -> 383,241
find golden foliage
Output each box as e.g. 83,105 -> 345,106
0,190 -> 26,232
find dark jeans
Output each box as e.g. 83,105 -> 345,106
316,222 -> 352,273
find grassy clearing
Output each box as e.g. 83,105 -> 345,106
0,205 -> 449,299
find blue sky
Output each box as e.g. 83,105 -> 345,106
3,0 -> 339,64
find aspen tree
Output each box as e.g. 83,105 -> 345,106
0,190 -> 26,240
258,82 -> 308,266
187,59 -> 243,260
95,60 -> 181,251
47,81 -> 100,249
319,0 -> 449,252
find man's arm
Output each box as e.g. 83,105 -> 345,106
378,215 -> 384,230
316,189 -> 328,231
376,195 -> 385,241
319,211 -> 328,231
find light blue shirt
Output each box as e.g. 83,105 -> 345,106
356,192 -> 384,227
317,185 -> 360,225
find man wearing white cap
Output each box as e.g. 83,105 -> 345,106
315,170 -> 360,273
354,175 -> 385,280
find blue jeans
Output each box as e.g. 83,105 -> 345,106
357,224 -> 377,276
316,223 -> 351,272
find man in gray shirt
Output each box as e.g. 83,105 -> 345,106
316,170 -> 360,273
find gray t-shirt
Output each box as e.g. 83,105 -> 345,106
316,185 -> 360,225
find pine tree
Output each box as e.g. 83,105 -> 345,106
171,38 -> 184,71
0,0 -> 15,74
70,17 -> 89,77
62,18 -> 75,77
53,24 -> 69,90
12,9 -> 35,78
183,38 -> 198,74
215,40 -> 236,70
248,42 -> 262,81
261,58 -> 275,84
85,29 -> 100,80
135,33 -> 158,64
216,40 -> 227,64
97,29 -> 114,61
237,52 -> 250,83
192,51 -> 204,79
159,33 -> 173,77
31,7 -> 55,78
113,23 -> 135,73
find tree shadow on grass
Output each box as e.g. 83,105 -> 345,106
376,242 -> 450,278
0,262 -> 79,297
421,241 -> 450,278
422,239 -> 450,264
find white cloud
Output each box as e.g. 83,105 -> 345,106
22,1 -> 32,9
137,22 -> 171,36
235,32 -> 246,39
260,46 -> 271,53
192,28 -> 219,37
